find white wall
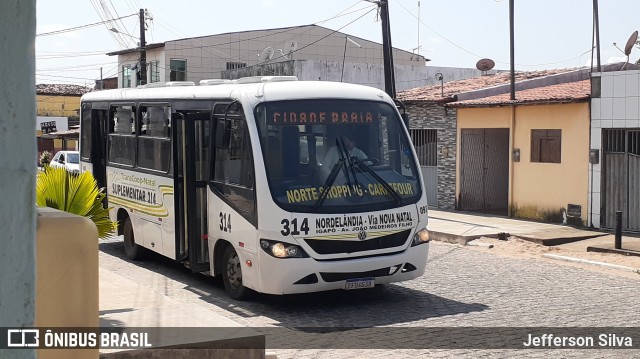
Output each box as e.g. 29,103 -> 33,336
0,1 -> 36,358
589,69 -> 640,228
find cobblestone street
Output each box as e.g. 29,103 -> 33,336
99,238 -> 640,358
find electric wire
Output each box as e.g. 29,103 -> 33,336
396,0 -> 596,68
36,13 -> 137,37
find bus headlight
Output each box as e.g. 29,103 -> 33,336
411,228 -> 430,246
260,239 -> 309,258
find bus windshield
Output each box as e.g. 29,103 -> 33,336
255,99 -> 422,213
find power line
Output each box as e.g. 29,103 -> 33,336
395,0 -> 595,69
37,2 -> 378,83
36,13 -> 137,37
146,3 -> 377,67
37,51 -> 113,60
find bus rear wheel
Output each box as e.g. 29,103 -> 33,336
123,217 -> 146,261
222,245 -> 251,300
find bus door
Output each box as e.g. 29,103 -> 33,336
89,105 -> 108,190
172,111 -> 211,272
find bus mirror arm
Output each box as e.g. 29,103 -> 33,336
394,99 -> 409,130
215,118 -> 231,149
401,113 -> 409,129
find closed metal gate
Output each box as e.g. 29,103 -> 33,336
460,128 -> 509,215
602,129 -> 640,232
410,129 -> 437,207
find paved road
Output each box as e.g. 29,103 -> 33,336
99,238 -> 640,358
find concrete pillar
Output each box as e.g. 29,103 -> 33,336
0,1 -> 37,358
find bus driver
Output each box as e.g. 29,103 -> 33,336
322,135 -> 368,169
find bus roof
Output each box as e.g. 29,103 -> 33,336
81,78 -> 393,105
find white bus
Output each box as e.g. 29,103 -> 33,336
80,76 -> 430,299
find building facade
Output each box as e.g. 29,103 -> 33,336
451,95 -> 591,224
35,84 -> 90,163
590,69 -> 640,232
108,24 -> 492,92
36,84 -> 91,119
397,69 -> 580,211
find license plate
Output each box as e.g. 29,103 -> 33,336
344,278 -> 375,290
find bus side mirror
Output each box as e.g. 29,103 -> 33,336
215,118 -> 231,149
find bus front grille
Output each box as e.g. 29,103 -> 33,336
304,229 -> 411,255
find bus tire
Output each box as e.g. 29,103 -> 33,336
123,217 -> 146,261
222,245 -> 251,300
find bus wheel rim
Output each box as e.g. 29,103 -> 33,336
226,254 -> 242,288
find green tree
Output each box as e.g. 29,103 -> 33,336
36,167 -> 115,238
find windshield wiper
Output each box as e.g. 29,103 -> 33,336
338,137 -> 361,190
314,144 -> 347,210
351,156 -> 402,203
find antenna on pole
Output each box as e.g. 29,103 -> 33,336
417,1 -> 420,59
476,58 -> 495,76
341,36 -> 361,82
621,30 -> 638,70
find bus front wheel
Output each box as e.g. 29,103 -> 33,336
222,245 -> 250,300
123,217 -> 146,261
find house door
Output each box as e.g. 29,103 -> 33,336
602,129 -> 640,232
459,128 -> 509,215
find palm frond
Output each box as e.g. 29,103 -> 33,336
36,167 -> 116,238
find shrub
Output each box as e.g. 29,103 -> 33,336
36,166 -> 116,238
40,151 -> 52,167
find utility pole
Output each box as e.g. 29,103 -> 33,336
380,0 -> 396,99
509,0 -> 515,100
593,0 -> 601,72
139,8 -> 147,85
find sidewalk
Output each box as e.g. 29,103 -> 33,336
428,210 -> 607,246
427,209 -> 640,254
99,267 -> 265,358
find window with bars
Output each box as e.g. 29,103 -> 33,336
226,62 -> 247,70
531,129 -> 561,163
410,129 -> 437,166
603,129 -> 640,155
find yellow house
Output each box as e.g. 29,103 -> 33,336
36,84 -> 92,162
448,80 -> 591,225
36,84 -> 91,118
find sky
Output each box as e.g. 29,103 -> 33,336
35,0 -> 640,87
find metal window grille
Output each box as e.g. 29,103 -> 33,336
410,129 -> 437,166
603,129 -> 626,153
226,62 -> 247,70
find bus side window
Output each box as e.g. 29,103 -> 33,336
137,105 -> 171,172
212,116 -> 255,215
108,105 -> 136,166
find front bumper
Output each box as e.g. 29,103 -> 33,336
249,243 -> 429,295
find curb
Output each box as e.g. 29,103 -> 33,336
427,230 -> 502,245
587,246 -> 640,257
542,254 -> 640,274
515,233 -> 607,246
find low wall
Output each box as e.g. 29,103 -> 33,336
36,207 -> 99,359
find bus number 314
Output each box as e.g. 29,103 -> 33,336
281,218 -> 310,236
220,212 -> 231,233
